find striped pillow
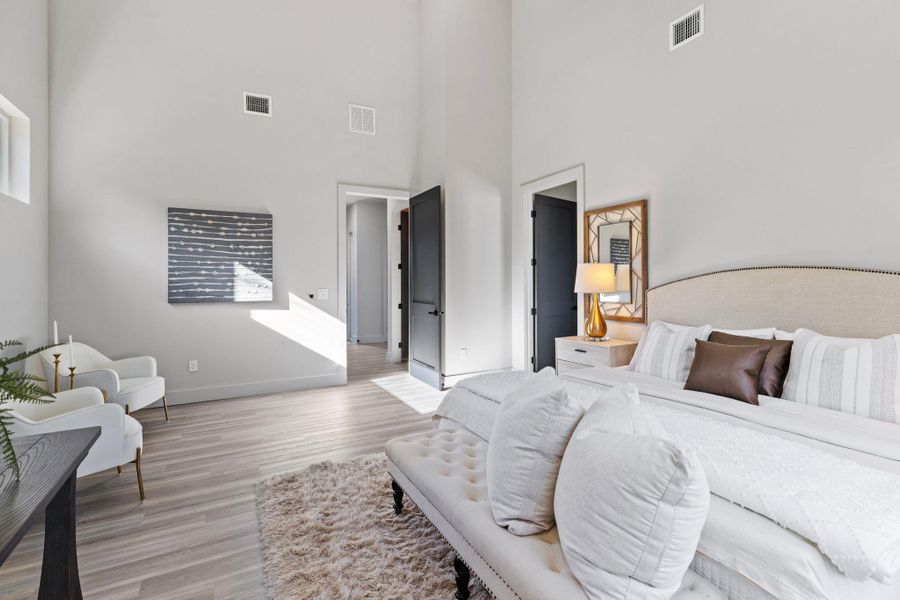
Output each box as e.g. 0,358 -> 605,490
630,321 -> 713,382
782,329 -> 900,423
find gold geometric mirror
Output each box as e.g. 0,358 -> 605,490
583,199 -> 648,323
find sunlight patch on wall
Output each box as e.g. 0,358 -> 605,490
251,293 -> 347,367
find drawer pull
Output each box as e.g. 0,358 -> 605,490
574,348 -> 587,353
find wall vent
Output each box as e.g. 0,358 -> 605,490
349,104 -> 376,135
244,92 -> 272,116
670,5 -> 704,51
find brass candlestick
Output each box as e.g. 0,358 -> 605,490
52,353 -> 62,393
68,367 -> 77,390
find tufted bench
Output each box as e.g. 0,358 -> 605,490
385,428 -> 723,600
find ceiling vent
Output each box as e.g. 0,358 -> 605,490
244,92 -> 272,117
349,104 -> 376,135
670,5 -> 704,51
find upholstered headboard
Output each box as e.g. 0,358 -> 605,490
647,266 -> 900,339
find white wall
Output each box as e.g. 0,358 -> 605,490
513,0 -> 900,341
49,0 -> 419,403
0,0 -> 49,351
539,181 -> 576,203
348,199 -> 387,343
417,0 -> 448,192
417,0 -> 513,381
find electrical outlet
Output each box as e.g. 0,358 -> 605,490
316,288 -> 329,300
188,360 -> 198,373
460,348 -> 468,360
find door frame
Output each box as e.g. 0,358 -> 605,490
515,165 -> 585,371
337,184 -> 411,366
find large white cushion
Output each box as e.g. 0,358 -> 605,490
555,390 -> 710,600
630,321 -> 713,382
486,375 -> 584,535
782,328 -> 900,423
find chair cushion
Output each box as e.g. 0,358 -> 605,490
486,375 -> 584,535
118,376 -> 165,411
555,400 -> 710,600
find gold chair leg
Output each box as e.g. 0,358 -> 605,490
125,404 -> 130,415
135,448 -> 145,502
162,395 -> 169,422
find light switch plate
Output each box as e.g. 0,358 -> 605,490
188,360 -> 198,373
459,348 -> 468,360
316,288 -> 329,300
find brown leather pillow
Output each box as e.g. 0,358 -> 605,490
684,340 -> 771,405
708,331 -> 794,397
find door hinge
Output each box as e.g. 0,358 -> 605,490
530,356 -> 535,364
530,210 -> 536,218
397,303 -> 403,310
397,263 -> 402,270
530,308 -> 537,316
531,258 -> 536,267
398,224 -> 402,231
398,342 -> 403,349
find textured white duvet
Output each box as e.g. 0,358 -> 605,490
439,367 -> 900,589
563,368 -> 900,584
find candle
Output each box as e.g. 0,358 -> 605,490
68,335 -> 75,367
53,321 -> 59,345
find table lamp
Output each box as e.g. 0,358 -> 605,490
574,263 -> 616,340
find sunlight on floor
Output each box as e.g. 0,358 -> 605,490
251,293 -> 347,367
372,373 -> 447,415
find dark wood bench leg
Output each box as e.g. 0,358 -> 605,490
38,472 -> 83,600
454,555 -> 470,600
391,479 -> 404,515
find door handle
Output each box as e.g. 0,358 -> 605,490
574,348 -> 587,353
428,309 -> 442,316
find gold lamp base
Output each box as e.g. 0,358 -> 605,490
584,292 -> 609,341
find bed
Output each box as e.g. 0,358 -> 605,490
432,266 -> 900,600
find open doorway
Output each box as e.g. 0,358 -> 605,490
347,197 -> 388,347
531,182 -> 578,371
337,185 -> 410,382
515,166 -> 585,371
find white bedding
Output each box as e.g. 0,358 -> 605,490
435,367 -> 900,599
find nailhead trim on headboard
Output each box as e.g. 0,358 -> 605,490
649,265 -> 900,293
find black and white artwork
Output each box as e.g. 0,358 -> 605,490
168,207 -> 273,303
610,238 -> 630,265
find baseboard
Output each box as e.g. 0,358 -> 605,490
356,334 -> 387,344
441,367 -> 512,389
157,371 -> 346,406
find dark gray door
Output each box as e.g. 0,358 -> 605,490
533,194 -> 577,371
409,186 -> 442,389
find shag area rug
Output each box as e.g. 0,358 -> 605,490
255,454 -> 491,600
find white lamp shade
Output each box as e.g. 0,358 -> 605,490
616,264 -> 631,291
574,263 -> 617,293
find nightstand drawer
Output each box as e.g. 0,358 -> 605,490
556,359 -> 593,375
556,341 -> 610,367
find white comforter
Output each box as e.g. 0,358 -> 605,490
441,367 -> 900,585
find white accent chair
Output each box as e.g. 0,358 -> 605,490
40,342 -> 169,420
4,386 -> 145,500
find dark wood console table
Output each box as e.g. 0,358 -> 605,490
0,428 -> 100,600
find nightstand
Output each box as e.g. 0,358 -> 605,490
555,336 -> 638,375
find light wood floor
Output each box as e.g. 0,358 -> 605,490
0,344 -> 432,599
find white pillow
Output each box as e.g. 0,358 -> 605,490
714,327 -> 776,339
630,321 -> 713,382
486,374 -> 584,535
555,387 -> 709,600
782,328 -> 899,423
775,329 -> 796,341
